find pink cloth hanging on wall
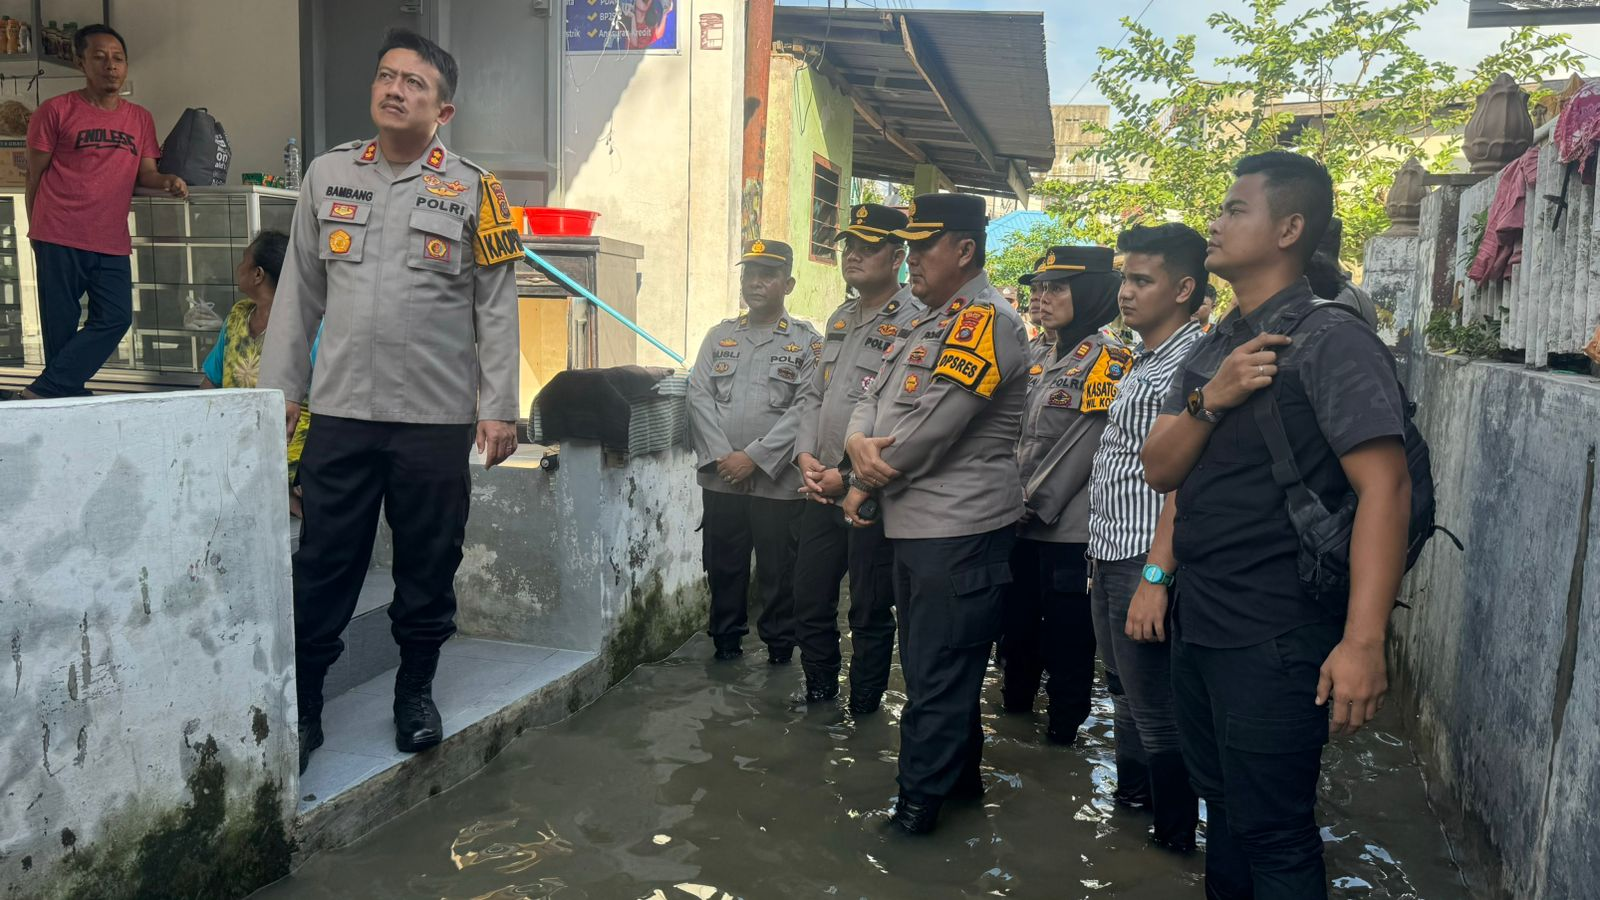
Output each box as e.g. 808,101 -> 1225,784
1467,145 -> 1540,285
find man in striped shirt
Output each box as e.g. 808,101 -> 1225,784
1087,223 -> 1209,851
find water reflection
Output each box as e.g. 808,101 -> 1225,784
254,635 -> 1463,899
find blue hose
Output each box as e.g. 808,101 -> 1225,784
521,246 -> 685,365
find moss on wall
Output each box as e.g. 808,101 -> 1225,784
607,574 -> 708,685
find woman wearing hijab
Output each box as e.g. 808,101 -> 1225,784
999,246 -> 1131,745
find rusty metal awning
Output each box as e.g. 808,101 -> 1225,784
1469,0 -> 1600,27
772,7 -> 1054,200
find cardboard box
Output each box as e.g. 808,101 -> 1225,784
0,140 -> 25,187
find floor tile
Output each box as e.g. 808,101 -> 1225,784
319,687 -> 403,759
298,749 -> 392,812
442,638 -> 562,665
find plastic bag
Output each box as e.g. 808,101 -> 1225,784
184,293 -> 223,331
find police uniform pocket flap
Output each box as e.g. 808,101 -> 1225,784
318,199 -> 372,225
409,209 -> 466,240
950,562 -> 1014,596
1224,712 -> 1329,754
947,562 -> 1011,648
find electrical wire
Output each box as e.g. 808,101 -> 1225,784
1064,0 -> 1157,106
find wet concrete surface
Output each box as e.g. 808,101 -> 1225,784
256,634 -> 1465,899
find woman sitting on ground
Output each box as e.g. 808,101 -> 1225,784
199,229 -> 313,515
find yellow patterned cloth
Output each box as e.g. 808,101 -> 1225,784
220,299 -> 312,482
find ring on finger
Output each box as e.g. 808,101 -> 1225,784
1257,364 -> 1264,376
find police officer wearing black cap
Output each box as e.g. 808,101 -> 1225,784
790,204 -> 921,711
839,193 -> 1032,835
1002,246 -> 1131,746
686,239 -> 820,663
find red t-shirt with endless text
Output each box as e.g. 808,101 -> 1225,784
27,91 -> 160,256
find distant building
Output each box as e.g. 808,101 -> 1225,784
1048,105 -> 1112,181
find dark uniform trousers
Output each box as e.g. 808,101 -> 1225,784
701,490 -> 802,648
894,526 -> 1015,802
1000,539 -> 1095,729
791,500 -> 896,694
294,415 -> 474,677
1172,617 -> 1342,900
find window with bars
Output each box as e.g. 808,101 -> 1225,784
809,155 -> 842,265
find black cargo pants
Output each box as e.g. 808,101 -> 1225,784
294,415 -> 474,683
893,525 -> 1015,802
791,499 -> 896,698
1000,538 -> 1095,729
701,489 -> 802,650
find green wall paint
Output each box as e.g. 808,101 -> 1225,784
772,65 -> 856,325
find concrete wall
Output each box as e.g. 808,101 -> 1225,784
1393,355 -> 1600,899
762,56 -> 854,324
558,0 -> 747,368
449,443 -> 706,676
0,391 -> 295,900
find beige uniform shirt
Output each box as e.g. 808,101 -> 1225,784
687,312 -> 822,501
794,285 -> 921,468
1017,333 -> 1130,543
846,273 -> 1030,540
260,136 -> 521,425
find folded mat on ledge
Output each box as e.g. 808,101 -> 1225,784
532,366 -> 688,457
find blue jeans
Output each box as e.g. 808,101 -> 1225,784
28,240 -> 133,398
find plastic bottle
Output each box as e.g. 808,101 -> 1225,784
283,138 -> 301,190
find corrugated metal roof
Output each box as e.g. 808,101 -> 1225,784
1468,0 -> 1600,27
773,7 -> 1054,199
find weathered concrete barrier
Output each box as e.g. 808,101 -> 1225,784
1394,354 -> 1599,899
1,391 -> 296,900
2,391 -> 709,898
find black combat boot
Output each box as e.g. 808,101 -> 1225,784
713,637 -> 743,661
767,645 -> 794,665
394,650 -> 444,754
949,765 -> 985,802
1112,753 -> 1152,808
1148,752 -> 1199,852
297,665 -> 327,776
798,667 -> 840,704
847,690 -> 882,716
889,792 -> 942,835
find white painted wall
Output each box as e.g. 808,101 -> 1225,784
557,0 -> 745,367
0,391 -> 295,898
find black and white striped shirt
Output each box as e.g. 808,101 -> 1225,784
1088,320 -> 1205,561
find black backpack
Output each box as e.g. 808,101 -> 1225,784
1252,300 -> 1461,608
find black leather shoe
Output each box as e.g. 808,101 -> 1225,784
889,793 -> 941,835
847,693 -> 882,716
767,646 -> 793,665
394,653 -> 444,753
297,716 -> 324,776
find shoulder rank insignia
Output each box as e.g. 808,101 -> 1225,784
878,324 -> 898,337
885,300 -> 900,314
933,304 -> 1000,398
1029,364 -> 1043,376
1073,341 -> 1093,359
472,173 -> 522,267
425,146 -> 447,171
783,343 -> 801,353
358,142 -> 377,163
777,318 -> 790,332
946,298 -> 967,314
833,319 -> 847,330
719,338 -> 738,347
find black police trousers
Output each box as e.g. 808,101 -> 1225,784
1000,539 -> 1095,729
1172,619 -> 1342,900
701,490 -> 801,649
791,499 -> 896,696
893,525 -> 1015,802
294,416 -> 473,681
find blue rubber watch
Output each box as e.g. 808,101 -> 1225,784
1141,563 -> 1175,587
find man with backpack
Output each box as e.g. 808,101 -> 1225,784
1142,151 -> 1411,899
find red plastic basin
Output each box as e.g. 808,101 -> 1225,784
525,207 -> 600,237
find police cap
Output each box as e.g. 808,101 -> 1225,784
1019,245 -> 1116,286
739,239 -> 795,269
836,203 -> 909,244
893,193 -> 989,241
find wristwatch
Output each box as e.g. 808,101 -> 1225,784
1186,387 -> 1222,424
847,472 -> 873,493
1141,563 -> 1175,587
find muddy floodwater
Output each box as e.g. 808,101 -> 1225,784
255,634 -> 1465,899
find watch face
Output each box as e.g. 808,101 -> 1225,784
1143,564 -> 1170,585
1187,387 -> 1203,416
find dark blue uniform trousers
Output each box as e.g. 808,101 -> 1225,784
791,499 -> 897,697
892,525 -> 1015,801
1172,619 -> 1342,900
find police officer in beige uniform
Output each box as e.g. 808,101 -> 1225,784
791,204 -> 921,711
840,194 -> 1030,835
260,29 -> 522,775
687,239 -> 820,663
1003,247 -> 1130,746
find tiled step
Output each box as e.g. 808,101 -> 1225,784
322,568 -> 402,698
298,637 -> 596,814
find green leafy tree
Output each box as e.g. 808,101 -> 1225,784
1028,0 -> 1578,274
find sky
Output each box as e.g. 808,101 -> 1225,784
782,0 -> 1600,106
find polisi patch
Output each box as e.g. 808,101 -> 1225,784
474,173 -> 523,266
1048,389 -> 1074,408
933,347 -> 998,397
903,374 -> 921,393
330,202 -> 359,221
415,195 -> 470,217
424,174 -> 466,198
907,345 -> 929,365
713,361 -> 731,375
424,236 -> 450,262
878,324 -> 898,337
328,229 -> 352,255
776,366 -> 797,381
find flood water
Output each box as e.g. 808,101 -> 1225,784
255,633 -> 1465,899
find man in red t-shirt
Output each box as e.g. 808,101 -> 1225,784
6,24 -> 186,400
